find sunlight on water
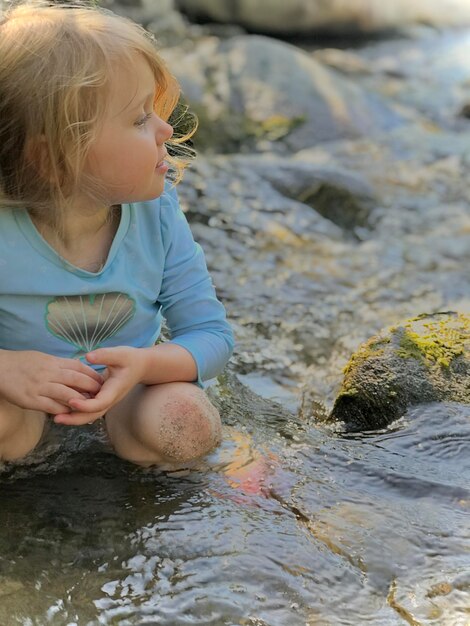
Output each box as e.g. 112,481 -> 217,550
0,388 -> 469,625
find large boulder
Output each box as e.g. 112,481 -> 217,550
162,35 -> 403,153
175,0 -> 470,35
104,0 -> 190,44
328,312 -> 470,431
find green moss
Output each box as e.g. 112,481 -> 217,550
335,336 -> 390,399
253,114 -> 306,141
343,337 -> 390,378
191,106 -> 306,152
337,386 -> 359,397
395,313 -> 470,368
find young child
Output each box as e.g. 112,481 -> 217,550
0,1 -> 234,467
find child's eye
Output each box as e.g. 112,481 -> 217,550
134,112 -> 153,127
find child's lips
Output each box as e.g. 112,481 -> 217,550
156,152 -> 168,169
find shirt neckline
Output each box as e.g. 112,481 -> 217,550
14,204 -> 131,277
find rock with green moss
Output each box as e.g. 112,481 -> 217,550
329,312 -> 470,430
161,35 -> 402,154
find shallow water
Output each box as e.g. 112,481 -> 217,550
1,380 -> 469,625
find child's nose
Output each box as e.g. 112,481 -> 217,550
157,119 -> 173,143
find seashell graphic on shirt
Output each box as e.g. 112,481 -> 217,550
45,293 -> 136,356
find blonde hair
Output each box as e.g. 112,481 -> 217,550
0,0 -> 196,228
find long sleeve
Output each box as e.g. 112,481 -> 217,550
157,185 -> 234,384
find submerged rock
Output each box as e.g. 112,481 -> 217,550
328,312 -> 470,430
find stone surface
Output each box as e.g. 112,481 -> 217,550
176,0 -> 470,35
162,35 -> 403,153
328,312 -> 470,430
103,0 -> 190,44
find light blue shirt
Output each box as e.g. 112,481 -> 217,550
0,183 -> 234,384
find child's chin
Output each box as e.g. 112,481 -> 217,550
127,186 -> 166,203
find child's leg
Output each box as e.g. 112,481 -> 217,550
0,399 -> 47,462
104,382 -> 222,467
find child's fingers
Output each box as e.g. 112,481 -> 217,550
45,383 -> 89,407
60,371 -> 102,394
68,359 -> 104,383
67,378 -> 122,413
53,411 -> 104,426
37,396 -> 71,415
67,396 -> 108,414
86,347 -> 128,367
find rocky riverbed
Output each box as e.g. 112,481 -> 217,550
1,2 -> 470,624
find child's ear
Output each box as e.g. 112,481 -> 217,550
24,135 -> 57,182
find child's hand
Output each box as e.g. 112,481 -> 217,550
53,346 -> 145,426
0,350 -> 104,415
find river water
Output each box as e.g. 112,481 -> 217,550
1,380 -> 469,625
1,21 -> 470,626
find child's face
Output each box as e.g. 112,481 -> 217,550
85,53 -> 173,206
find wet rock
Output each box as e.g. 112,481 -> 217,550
0,576 -> 24,597
162,35 -> 403,153
179,153 -> 345,241
175,0 -> 470,35
313,49 -> 373,77
327,312 -> 470,431
238,155 -> 377,232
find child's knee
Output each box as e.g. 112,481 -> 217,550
140,385 -> 222,463
158,388 -> 221,462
